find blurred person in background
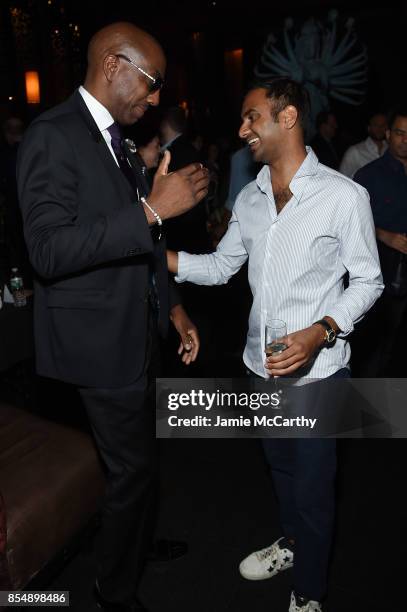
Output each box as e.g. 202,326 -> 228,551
0,117 -> 32,286
129,120 -> 161,186
160,106 -> 209,254
159,107 -> 214,375
353,107 -> 407,376
208,145 -> 259,247
340,112 -> 388,178
310,111 -> 339,169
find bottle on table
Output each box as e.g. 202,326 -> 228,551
10,267 -> 27,308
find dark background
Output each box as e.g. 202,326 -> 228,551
1,0 -> 407,144
1,5 -> 406,610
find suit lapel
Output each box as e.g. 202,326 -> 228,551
121,140 -> 151,199
72,90 -> 135,204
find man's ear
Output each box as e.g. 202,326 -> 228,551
282,105 -> 299,130
103,54 -> 119,83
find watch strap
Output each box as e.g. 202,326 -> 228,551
312,318 -> 336,343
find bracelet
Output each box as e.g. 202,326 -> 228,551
140,197 -> 162,226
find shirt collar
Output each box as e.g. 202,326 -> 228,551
365,136 -> 387,155
365,136 -> 376,153
255,146 -> 319,204
79,85 -> 115,133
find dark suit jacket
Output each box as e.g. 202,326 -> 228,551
164,134 -> 210,253
167,133 -> 200,173
310,135 -> 339,170
17,90 -> 179,388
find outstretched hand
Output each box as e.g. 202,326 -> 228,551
147,151 -> 209,223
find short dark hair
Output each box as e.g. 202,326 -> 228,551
133,121 -> 159,148
161,106 -> 187,133
249,78 -> 310,129
387,107 -> 407,130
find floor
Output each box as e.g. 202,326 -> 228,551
2,269 -> 405,611
45,437 -> 404,612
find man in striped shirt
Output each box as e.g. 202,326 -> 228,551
167,79 -> 383,612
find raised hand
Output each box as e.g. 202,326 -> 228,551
146,151 -> 209,222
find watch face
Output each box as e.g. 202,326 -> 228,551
326,329 -> 336,343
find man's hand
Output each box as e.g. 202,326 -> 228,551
144,151 -> 209,224
167,250 -> 179,274
376,228 -> 407,254
170,304 -> 200,365
265,325 -> 326,376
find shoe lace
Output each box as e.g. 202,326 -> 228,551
256,542 -> 277,561
255,541 -> 284,568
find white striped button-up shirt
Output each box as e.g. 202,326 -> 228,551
176,148 -> 384,380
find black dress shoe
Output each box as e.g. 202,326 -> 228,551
147,538 -> 188,563
94,584 -> 149,612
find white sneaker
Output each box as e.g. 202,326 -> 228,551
289,591 -> 322,612
239,537 -> 294,580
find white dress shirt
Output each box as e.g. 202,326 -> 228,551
78,85 -> 118,166
339,136 -> 387,178
176,148 -> 383,380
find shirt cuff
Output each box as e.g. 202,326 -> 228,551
175,251 -> 189,283
326,306 -> 354,337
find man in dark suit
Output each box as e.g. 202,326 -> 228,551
17,22 -> 209,612
160,106 -> 200,171
160,107 -> 210,254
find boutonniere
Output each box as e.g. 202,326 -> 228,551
124,138 -> 137,154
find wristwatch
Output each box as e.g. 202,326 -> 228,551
312,318 -> 337,344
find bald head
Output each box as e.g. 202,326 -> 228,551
87,22 -> 163,76
83,22 -> 166,126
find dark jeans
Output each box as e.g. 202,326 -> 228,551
261,368 -> 350,601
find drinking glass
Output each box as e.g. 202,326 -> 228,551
265,318 -> 288,401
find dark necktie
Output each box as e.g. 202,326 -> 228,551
107,122 -> 160,311
107,122 -> 145,199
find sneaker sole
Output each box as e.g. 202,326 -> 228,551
239,560 -> 294,580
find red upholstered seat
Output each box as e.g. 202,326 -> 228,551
0,492 -> 11,589
0,404 -> 105,589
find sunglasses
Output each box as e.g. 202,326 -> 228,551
116,53 -> 164,93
